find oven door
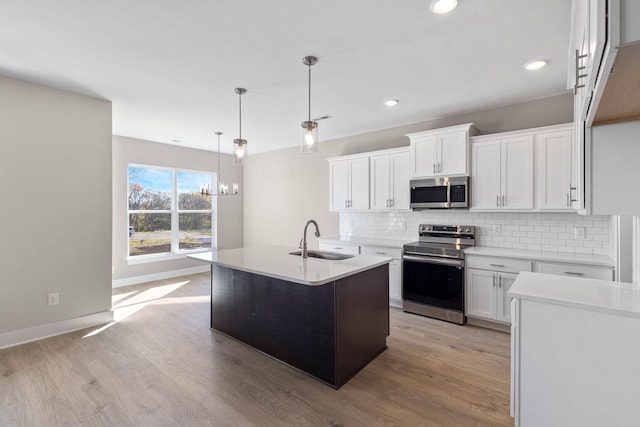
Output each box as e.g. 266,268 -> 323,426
402,254 -> 465,313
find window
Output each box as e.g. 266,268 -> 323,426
128,165 -> 215,259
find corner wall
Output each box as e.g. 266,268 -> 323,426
0,75 -> 112,343
112,136 -> 243,283
243,94 -> 573,249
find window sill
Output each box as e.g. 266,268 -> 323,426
127,248 -> 215,265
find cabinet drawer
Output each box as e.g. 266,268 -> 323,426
360,245 -> 402,260
318,242 -> 360,255
537,262 -> 614,281
466,256 -> 532,274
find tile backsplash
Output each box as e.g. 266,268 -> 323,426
340,211 -> 610,255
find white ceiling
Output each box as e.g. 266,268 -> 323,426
0,0 -> 572,154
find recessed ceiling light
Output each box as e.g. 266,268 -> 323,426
384,99 -> 399,107
524,60 -> 548,71
430,0 -> 458,14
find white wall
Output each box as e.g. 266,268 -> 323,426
0,75 -> 112,340
244,94 -> 574,249
112,136 -> 243,282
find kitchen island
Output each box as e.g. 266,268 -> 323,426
509,272 -> 640,427
188,246 -> 391,388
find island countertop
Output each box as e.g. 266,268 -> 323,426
188,245 -> 392,286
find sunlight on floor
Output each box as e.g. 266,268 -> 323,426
83,279 -> 202,338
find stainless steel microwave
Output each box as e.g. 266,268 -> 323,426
410,176 -> 469,209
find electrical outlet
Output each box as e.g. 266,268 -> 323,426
47,293 -> 59,306
574,227 -> 586,239
493,224 -> 501,234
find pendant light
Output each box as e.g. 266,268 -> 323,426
301,55 -> 318,154
233,88 -> 247,165
200,131 -> 238,196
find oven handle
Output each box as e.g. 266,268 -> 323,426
402,254 -> 464,267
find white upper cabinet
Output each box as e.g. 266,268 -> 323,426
536,128 -> 575,210
471,134 -> 533,210
569,0 -> 640,126
370,148 -> 410,211
406,123 -> 477,179
328,156 -> 369,211
472,124 -> 578,212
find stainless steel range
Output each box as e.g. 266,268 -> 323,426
402,224 -> 476,324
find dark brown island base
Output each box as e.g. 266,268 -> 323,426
189,246 -> 392,389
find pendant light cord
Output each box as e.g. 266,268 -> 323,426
238,92 -> 242,141
308,65 -> 312,122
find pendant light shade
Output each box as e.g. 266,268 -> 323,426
233,88 -> 247,165
301,56 -> 318,154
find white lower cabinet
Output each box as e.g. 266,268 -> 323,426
466,268 -> 519,324
537,261 -> 614,280
361,245 -> 403,308
466,256 -> 532,327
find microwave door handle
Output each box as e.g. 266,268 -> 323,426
446,181 -> 451,207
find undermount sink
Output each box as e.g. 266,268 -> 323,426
289,250 -> 354,260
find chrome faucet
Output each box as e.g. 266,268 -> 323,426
300,220 -> 321,258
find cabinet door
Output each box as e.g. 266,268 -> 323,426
410,135 -> 438,178
536,130 -> 573,210
370,155 -> 391,210
497,272 -> 518,323
438,131 -> 467,176
349,157 -> 370,210
389,260 -> 402,306
329,160 -> 350,211
471,140 -> 501,209
390,151 -> 410,209
501,135 -> 533,209
465,268 -> 496,320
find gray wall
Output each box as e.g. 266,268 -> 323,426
243,94 -> 573,248
112,136 -> 243,282
0,75 -> 112,334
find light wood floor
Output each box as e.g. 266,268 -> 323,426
0,273 -> 513,426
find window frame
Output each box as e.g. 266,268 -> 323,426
127,163 -> 217,264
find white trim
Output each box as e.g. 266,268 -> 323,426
127,248 -> 211,265
0,311 -> 114,350
112,265 -> 209,288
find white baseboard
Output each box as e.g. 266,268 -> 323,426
0,310 -> 114,350
111,265 -> 210,288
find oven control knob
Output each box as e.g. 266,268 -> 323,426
426,226 -> 432,231
419,226 -> 425,231
465,228 -> 471,233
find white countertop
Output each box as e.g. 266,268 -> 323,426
464,246 -> 614,267
188,245 -> 391,286
509,271 -> 640,319
318,236 -> 411,249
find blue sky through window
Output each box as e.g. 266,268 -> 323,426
178,171 -> 212,192
128,166 -> 171,192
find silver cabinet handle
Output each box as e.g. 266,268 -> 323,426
375,251 -> 387,255
496,195 -> 500,207
498,275 -> 502,288
566,193 -> 570,207
433,163 -> 436,174
492,273 -> 496,287
573,49 -> 588,95
334,247 -> 343,250
570,183 -> 578,203
490,264 -> 505,268
564,272 -> 584,276
501,195 -> 505,207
